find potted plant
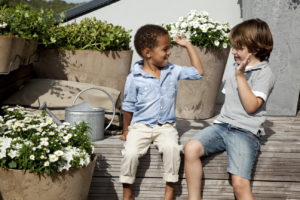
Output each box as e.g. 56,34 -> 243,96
33,17 -> 133,99
0,105 -> 96,200
0,4 -> 58,74
164,10 -> 231,119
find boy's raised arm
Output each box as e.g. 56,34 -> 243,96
174,35 -> 204,75
236,54 -> 264,114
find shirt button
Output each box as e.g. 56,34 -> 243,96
160,106 -> 163,110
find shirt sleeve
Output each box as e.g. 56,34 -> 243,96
122,74 -> 137,112
252,68 -> 276,102
176,65 -> 203,80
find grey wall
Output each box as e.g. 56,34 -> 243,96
242,0 -> 300,116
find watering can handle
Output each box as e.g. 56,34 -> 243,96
72,87 -> 116,131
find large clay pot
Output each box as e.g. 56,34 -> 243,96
0,156 -> 96,200
0,35 -> 26,73
33,49 -> 133,100
22,39 -> 38,66
169,46 -> 230,119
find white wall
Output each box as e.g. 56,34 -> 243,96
70,0 -> 242,69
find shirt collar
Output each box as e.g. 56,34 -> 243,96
234,61 -> 268,72
132,60 -> 174,77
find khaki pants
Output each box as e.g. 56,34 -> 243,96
119,123 -> 182,184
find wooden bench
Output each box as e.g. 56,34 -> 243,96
89,113 -> 300,199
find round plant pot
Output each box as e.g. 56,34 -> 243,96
33,49 -> 133,100
0,155 -> 96,200
22,39 -> 38,66
0,35 -> 26,73
169,45 -> 230,119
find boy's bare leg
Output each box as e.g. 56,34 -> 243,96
123,183 -> 134,200
232,175 -> 254,200
164,182 -> 175,200
184,140 -> 205,200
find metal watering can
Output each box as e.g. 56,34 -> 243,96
39,87 -> 116,141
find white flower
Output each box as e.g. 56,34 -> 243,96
49,154 -> 58,162
0,137 -> 12,149
223,43 -> 228,49
40,141 -> 49,146
30,155 -> 35,160
180,22 -> 188,29
214,40 -> 220,46
8,150 -> 19,158
49,131 -> 55,136
192,21 -> 200,29
54,150 -> 64,156
200,11 -> 209,16
40,122 -> 48,127
44,161 -> 50,166
200,24 -> 208,33
66,134 -> 72,139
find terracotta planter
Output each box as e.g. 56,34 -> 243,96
169,46 -> 230,119
0,35 -> 25,73
0,156 -> 97,200
33,49 -> 133,99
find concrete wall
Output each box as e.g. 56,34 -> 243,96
242,0 -> 300,115
69,0 -> 242,76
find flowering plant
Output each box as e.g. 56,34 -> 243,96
0,105 -> 94,175
164,10 -> 231,49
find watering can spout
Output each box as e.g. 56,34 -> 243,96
39,102 -> 62,125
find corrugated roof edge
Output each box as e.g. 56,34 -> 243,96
60,0 -> 119,22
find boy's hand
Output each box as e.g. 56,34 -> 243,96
174,34 -> 191,47
119,130 -> 128,141
236,53 -> 252,76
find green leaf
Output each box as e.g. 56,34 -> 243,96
8,161 -> 17,168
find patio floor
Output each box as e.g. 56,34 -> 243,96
89,107 -> 300,199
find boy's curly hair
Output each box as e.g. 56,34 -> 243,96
230,18 -> 273,62
134,24 -> 169,58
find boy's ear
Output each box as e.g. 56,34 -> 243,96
142,48 -> 151,59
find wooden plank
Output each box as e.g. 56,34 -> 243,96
88,177 -> 300,200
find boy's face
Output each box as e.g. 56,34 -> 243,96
231,45 -> 250,65
148,34 -> 171,67
232,45 -> 260,66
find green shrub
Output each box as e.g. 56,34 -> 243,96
43,17 -> 132,51
0,4 -> 131,51
0,4 -> 60,41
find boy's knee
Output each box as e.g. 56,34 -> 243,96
184,140 -> 204,160
160,143 -> 182,155
122,149 -> 139,160
232,175 -> 251,194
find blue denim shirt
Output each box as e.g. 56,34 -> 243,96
122,60 -> 202,127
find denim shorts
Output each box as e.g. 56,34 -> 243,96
192,123 -> 260,180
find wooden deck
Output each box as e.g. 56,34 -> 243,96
89,110 -> 300,199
